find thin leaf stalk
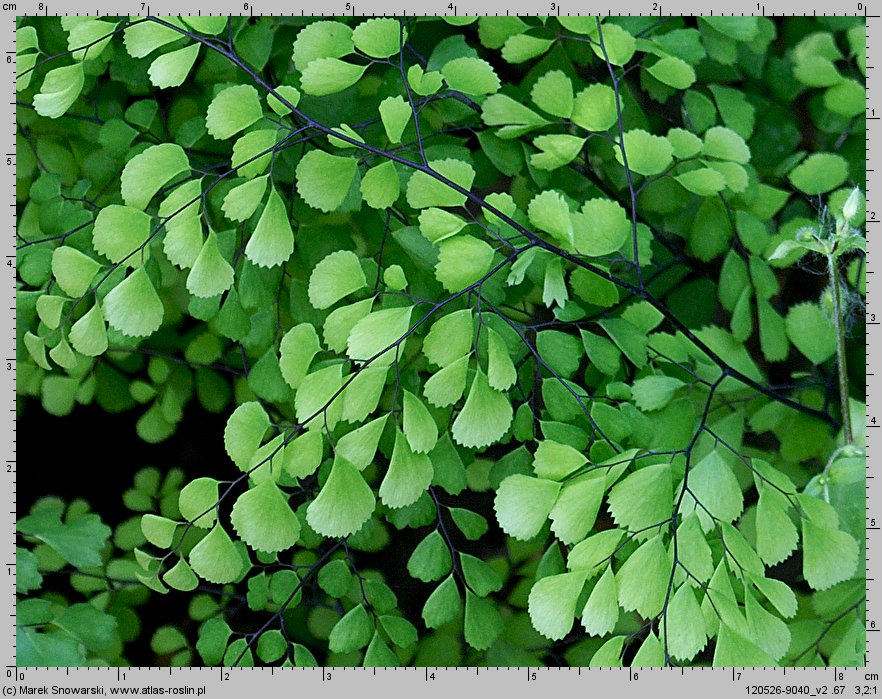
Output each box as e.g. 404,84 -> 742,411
827,252 -> 853,446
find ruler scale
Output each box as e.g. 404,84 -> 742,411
8,6 -> 17,685
4,3 -> 879,696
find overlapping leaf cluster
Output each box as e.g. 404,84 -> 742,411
16,14 -> 866,667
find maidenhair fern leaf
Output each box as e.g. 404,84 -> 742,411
406,159 -> 475,209
69,304 -> 108,357
163,557 -> 198,591
379,430 -> 434,509
292,21 -> 353,71
549,474 -> 606,545
378,95 -> 411,143
51,246 -> 100,298
328,604 -> 372,653
528,191 -> 574,247
531,70 -> 574,119
335,415 -> 387,470
347,306 -> 413,365
33,63 -> 84,119
423,309 -> 473,368
682,451 -> 744,524
580,566 -> 618,636
222,176 -> 268,223
187,231 -> 234,298
102,267 -> 164,338
407,530 -> 451,582
463,591 -> 503,650
296,150 -> 359,213
120,143 -> 189,211
487,327 -> 516,390
418,207 -> 468,244
423,355 -> 469,407
402,390 -> 438,453
205,85 -> 263,140
459,553 -> 502,595
92,205 -> 151,265
300,58 -> 367,96
178,477 -> 219,529
230,479 -> 300,554
341,365 -> 388,423
306,457 -> 375,538
123,18 -> 185,58
494,474 -> 560,540
360,161 -> 400,209
665,584 -> 707,661
616,536 -> 670,618
188,524 -> 242,584
528,571 -> 587,640
422,575 -> 461,629
224,402 -> 270,470
451,370 -> 512,449
295,364 -> 344,430
279,323 -> 320,390
802,519 -> 858,590
607,463 -> 672,531
148,43 -> 200,89
283,430 -> 323,479
352,18 -> 404,58
244,186 -> 294,268
308,250 -> 367,310
441,57 -> 500,96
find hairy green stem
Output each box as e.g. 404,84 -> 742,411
827,253 -> 853,445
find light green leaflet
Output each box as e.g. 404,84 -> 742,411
33,63 -> 84,119
296,151 -> 358,212
244,186 -> 294,268
308,250 -> 367,309
205,85 -> 263,140
121,143 -> 190,211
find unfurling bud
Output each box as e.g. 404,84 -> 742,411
821,287 -> 835,316
842,187 -> 862,222
796,227 -> 815,242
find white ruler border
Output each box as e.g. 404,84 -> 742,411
4,4 -> 878,695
